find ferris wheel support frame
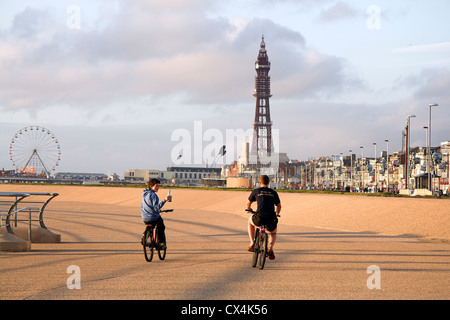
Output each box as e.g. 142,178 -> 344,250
9,126 -> 61,178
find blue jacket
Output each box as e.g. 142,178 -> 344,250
141,189 -> 166,222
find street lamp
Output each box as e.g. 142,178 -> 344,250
428,103 -> 438,192
331,155 -> 335,189
406,115 -> 416,191
423,126 -> 428,189
349,150 -> 353,191
360,146 -> 364,191
373,143 -> 377,192
385,139 -> 389,192
340,152 -> 343,190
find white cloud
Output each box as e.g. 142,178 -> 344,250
394,42 -> 450,54
0,4 -> 354,113
1,0 -> 449,174
317,1 -> 359,22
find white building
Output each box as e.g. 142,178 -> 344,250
124,166 -> 222,186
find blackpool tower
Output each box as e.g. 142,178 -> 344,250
251,35 -> 273,163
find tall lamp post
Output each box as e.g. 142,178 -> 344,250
340,152 -> 343,190
406,115 -> 416,191
360,146 -> 364,191
428,103 -> 438,192
423,126 -> 428,189
373,142 -> 377,192
349,150 -> 353,191
331,155 -> 335,189
385,139 -> 389,192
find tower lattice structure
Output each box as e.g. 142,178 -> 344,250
251,35 -> 273,162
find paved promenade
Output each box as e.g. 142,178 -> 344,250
1,197 -> 449,300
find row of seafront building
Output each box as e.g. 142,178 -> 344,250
123,140 -> 450,196
226,141 -> 449,196
271,142 -> 449,196
3,141 -> 447,196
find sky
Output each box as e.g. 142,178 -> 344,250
1,0 -> 449,177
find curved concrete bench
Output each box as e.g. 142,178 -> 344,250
0,232 -> 31,252
0,192 -> 31,251
0,192 -> 61,251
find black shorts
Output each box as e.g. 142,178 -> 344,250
251,214 -> 278,232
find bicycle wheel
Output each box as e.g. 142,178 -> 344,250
251,228 -> 260,268
259,232 -> 268,270
156,226 -> 167,260
143,227 -> 154,262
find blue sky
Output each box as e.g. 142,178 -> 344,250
0,0 -> 449,176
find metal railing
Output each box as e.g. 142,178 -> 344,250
0,192 -> 59,241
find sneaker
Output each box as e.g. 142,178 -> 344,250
247,244 -> 255,252
158,243 -> 166,250
267,250 -> 275,260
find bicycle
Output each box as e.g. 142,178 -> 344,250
142,209 -> 173,262
246,209 -> 280,270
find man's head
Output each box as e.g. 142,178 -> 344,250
259,175 -> 270,187
148,178 -> 161,192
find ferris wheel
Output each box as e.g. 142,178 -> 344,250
9,126 -> 61,177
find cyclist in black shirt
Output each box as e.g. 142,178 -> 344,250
246,175 -> 281,260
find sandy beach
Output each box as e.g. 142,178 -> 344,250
1,184 -> 448,242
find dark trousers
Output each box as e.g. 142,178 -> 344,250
144,217 -> 166,244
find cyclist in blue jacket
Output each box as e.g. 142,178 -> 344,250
141,178 -> 172,247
